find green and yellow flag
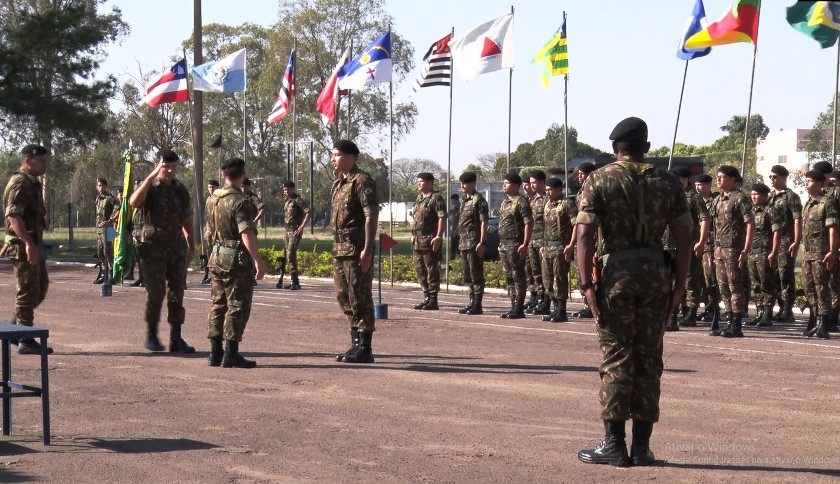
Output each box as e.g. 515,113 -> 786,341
787,1 -> 840,49
111,148 -> 134,282
534,17 -> 569,88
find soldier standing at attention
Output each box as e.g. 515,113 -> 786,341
521,177 -> 536,310
456,172 -> 490,315
711,165 -> 754,338
565,162 -> 597,318
767,165 -> 801,323
576,117 -> 691,467
242,178 -> 266,226
800,170 -> 837,339
0,144 -> 53,355
498,173 -> 533,319
448,193 -> 461,262
129,149 -> 196,353
330,140 -> 379,364
811,161 -> 840,332
200,179 -> 220,285
541,177 -> 575,323
694,173 -> 720,326
526,170 -> 550,315
411,172 -> 447,310
282,181 -> 311,290
205,158 -> 266,368
93,178 -> 118,284
745,183 -> 782,327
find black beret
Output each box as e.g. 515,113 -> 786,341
459,171 -> 477,183
806,170 -> 826,182
283,180 -> 296,188
208,179 -> 220,186
417,172 -> 434,181
751,183 -> 770,195
504,173 -> 522,185
333,139 -> 360,156
20,144 -> 48,156
735,175 -> 743,184
770,165 -> 789,177
717,165 -> 739,178
221,158 -> 245,171
609,116 -> 648,142
450,194 -> 460,199
671,166 -> 691,178
813,161 -> 833,174
694,173 -> 713,183
577,162 -> 596,174
529,169 -> 546,181
546,177 -> 564,189
157,148 -> 179,162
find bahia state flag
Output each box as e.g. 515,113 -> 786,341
338,32 -> 392,90
192,48 -> 247,93
448,13 -> 514,81
268,50 -> 295,124
142,59 -> 189,107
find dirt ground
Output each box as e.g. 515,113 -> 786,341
1,263 -> 839,483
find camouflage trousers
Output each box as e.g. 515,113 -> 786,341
526,242 -> 544,295
333,257 -> 375,333
541,246 -> 569,301
830,255 -> 840,310
499,244 -> 526,299
803,259 -> 831,316
702,251 -> 720,304
715,248 -> 747,314
11,257 -> 49,326
207,263 -> 255,342
748,252 -> 777,307
284,230 -> 302,276
140,255 -> 187,331
460,249 -> 485,295
775,238 -> 797,306
596,256 -> 668,422
412,249 -> 441,293
685,252 -> 705,308
96,232 -> 113,270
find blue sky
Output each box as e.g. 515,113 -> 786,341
101,0 -> 838,173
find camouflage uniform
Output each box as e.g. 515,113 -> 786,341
701,193 -> 720,312
527,192 -> 547,307
331,165 -> 379,333
206,185 -> 257,342
135,179 -> 192,335
448,200 -> 460,261
822,187 -> 840,317
768,189 -> 801,313
248,192 -> 265,221
684,189 -> 710,308
576,158 -> 691,423
498,195 -> 533,310
284,194 -> 310,278
458,192 -> 490,298
411,191 -> 447,294
748,203 -> 782,312
95,192 -> 117,272
802,194 -> 837,317
542,197 -> 575,314
712,190 -> 753,316
0,169 -> 48,327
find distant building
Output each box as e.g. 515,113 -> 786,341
756,128 -> 831,177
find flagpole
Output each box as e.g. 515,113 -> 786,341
740,10 -> 762,175
563,13 -> 569,198
446,26 -> 454,291
669,60 -> 690,170
184,49 -> 204,266
347,39 -> 353,139
389,27 -> 395,285
292,41 -> 297,183
242,91 -> 247,163
506,5 -> 514,174
833,39 -> 839,168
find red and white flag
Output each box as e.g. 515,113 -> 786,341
142,59 -> 189,107
268,50 -> 295,124
448,13 -> 514,81
316,47 -> 350,125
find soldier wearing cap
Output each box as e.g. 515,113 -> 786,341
93,178 -> 118,284
767,163 -> 798,278
710,165 -> 754,338
541,177 -> 575,322
576,117 -> 691,467
205,157 -> 267,368
497,173 -> 533,319
130,149 -> 196,353
456,171 -> 490,315
811,161 -> 840,332
282,180 -> 311,290
200,179 -> 221,285
565,161 -> 598,318
745,183 -> 782,327
330,140 -> 379,364
800,170 -> 837,338
410,172 -> 447,310
0,144 -> 53,354
525,170 -> 550,315
694,173 -> 720,325
242,178 -> 266,225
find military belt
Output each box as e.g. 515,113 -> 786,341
335,228 -> 358,243
213,240 -> 241,256
600,247 -> 660,266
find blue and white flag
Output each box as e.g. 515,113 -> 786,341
337,32 -> 392,90
677,0 -> 712,60
191,48 -> 247,93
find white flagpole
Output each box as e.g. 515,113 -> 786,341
292,41 -> 297,183
669,60 -> 690,170
740,14 -> 761,175
389,26 -> 394,285
833,40 -> 839,168
242,91 -> 247,163
446,26 -> 454,291
507,5 -> 514,174
563,12 -> 569,198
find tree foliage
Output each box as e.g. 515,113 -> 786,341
805,97 -> 838,165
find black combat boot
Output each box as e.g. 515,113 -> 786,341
124,263 -> 135,281
459,294 -> 475,314
524,291 -> 538,311
200,265 -> 211,285
802,311 -> 817,337
532,294 -> 551,316
422,292 -> 439,310
746,307 -> 762,326
466,293 -> 484,315
828,308 -> 840,333
506,293 -> 526,319
144,330 -> 164,352
92,267 -> 105,284
630,420 -> 656,466
17,338 -> 53,355
500,296 -> 516,318
168,325 -> 196,353
665,311 -> 679,332
574,301 -> 593,318
776,305 -> 795,323
336,329 -> 360,362
130,276 -> 144,287
286,273 -> 301,290
343,331 -> 374,363
208,338 -> 224,367
757,304 -> 774,327
543,299 -> 559,322
222,340 -> 257,368
578,420 -> 630,467
551,300 -> 568,323
721,313 -> 744,338
682,306 -> 698,327
414,292 -> 430,310
709,310 -> 725,336
815,315 -> 831,339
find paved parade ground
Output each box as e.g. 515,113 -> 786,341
1,263 -> 840,482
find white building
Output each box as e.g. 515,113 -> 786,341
756,128 -> 830,177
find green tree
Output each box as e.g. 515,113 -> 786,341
805,97 -> 838,165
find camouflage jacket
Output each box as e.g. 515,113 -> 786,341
330,165 -> 378,258
137,178 -> 192,253
711,190 -> 753,250
802,194 -> 838,260
95,192 -> 117,234
412,191 -> 446,236
529,192 -> 547,244
247,192 -> 265,216
701,193 -> 717,252
1,169 -> 46,258
543,198 -> 575,248
206,185 -> 256,270
498,195 -> 533,246
664,188 -> 709,250
769,188 -> 803,241
457,192 -> 489,250
750,203 -> 783,255
284,195 -> 310,231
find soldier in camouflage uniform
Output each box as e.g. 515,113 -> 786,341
694,174 -> 720,325
205,158 -> 267,368
812,161 -> 840,332
448,193 -> 461,262
93,178 -> 118,284
0,144 -> 53,355
576,117 -> 691,467
526,170 -> 550,315
128,179 -> 145,287
711,165 -> 754,338
745,183 -> 782,327
541,177 -> 575,323
800,170 -> 837,339
767,164 -> 802,324
283,180 -> 311,290
411,172 -> 447,310
200,179 -> 220,285
565,162 -> 597,318
456,171 -> 489,315
330,140 -> 379,364
243,178 -> 266,226
497,173 -> 533,319
129,149 -> 196,353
